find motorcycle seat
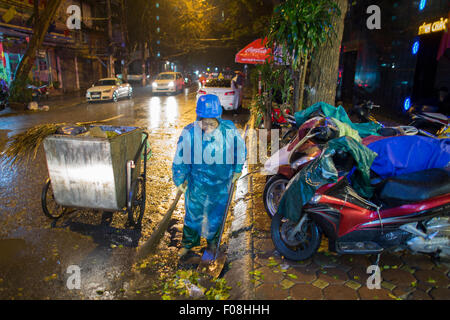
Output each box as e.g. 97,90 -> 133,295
376,167 -> 450,207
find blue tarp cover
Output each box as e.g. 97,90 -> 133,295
367,136 -> 450,179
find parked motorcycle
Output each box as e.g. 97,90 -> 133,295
408,104 -> 449,138
262,114 -> 417,219
348,100 -> 382,124
271,150 -> 450,261
27,84 -> 49,102
350,100 -> 449,139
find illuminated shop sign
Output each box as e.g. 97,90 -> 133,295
418,17 -> 448,35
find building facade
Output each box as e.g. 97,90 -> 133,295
338,0 -> 450,114
0,0 -> 121,92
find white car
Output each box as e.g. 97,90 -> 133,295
196,79 -> 242,112
86,78 -> 132,103
152,72 -> 184,95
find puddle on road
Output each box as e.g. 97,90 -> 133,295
0,239 -> 27,264
0,129 -> 10,152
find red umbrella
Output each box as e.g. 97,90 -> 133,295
235,38 -> 272,64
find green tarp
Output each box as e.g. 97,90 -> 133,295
277,136 -> 378,222
294,102 -> 382,138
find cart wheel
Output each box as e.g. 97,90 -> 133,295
128,176 -> 146,228
42,179 -> 67,220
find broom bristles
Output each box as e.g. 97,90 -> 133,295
2,123 -> 66,166
2,116 -> 127,166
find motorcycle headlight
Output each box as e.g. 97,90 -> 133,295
168,81 -> 174,88
309,195 -> 322,204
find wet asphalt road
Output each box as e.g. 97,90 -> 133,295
0,85 -> 250,299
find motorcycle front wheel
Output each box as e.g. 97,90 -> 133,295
271,213 -> 322,261
263,174 -> 290,219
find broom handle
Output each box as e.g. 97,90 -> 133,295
136,187 -> 184,260
214,179 -> 236,260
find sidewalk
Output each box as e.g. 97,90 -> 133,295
0,91 -> 86,118
231,113 -> 450,301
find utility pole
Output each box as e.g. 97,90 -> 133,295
106,0 -> 115,77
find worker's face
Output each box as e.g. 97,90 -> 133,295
200,118 -> 219,134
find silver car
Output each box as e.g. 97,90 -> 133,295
86,78 -> 133,103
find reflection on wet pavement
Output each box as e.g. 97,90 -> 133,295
0,86 -> 250,299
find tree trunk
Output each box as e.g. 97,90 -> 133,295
33,0 -> 39,24
304,0 -> 348,107
141,42 -> 147,87
264,90 -> 272,131
292,68 -> 300,112
10,0 -> 63,97
298,52 -> 309,110
106,0 -> 115,77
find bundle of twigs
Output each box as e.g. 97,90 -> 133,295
2,123 -> 66,165
2,115 -> 125,166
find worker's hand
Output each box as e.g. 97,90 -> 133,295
232,172 -> 242,184
177,182 -> 188,194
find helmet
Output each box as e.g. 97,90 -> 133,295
196,94 -> 222,118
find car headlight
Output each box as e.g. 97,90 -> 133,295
103,89 -> 111,93
86,92 -> 90,97
152,82 -> 158,88
168,82 -> 174,88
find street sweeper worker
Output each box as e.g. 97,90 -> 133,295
172,94 -> 247,259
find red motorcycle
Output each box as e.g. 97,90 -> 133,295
271,151 -> 450,261
263,114 -> 418,219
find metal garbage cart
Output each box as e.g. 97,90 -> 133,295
41,125 -> 149,228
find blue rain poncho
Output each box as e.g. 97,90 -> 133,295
172,118 -> 247,248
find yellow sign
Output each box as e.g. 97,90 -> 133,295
418,17 -> 448,35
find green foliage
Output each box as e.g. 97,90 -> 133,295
250,62 -> 293,123
126,0 -> 274,59
9,79 -> 32,103
159,269 -> 232,300
205,278 -> 232,300
268,0 -> 341,67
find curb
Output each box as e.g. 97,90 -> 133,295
225,111 -> 257,300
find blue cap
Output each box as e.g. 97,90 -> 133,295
196,94 -> 222,119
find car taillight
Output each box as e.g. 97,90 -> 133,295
225,91 -> 235,96
198,90 -> 207,95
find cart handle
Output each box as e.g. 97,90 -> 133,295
133,131 -> 149,165
127,131 -> 149,210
